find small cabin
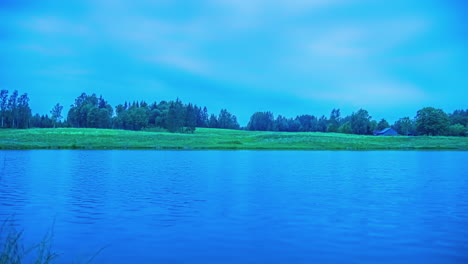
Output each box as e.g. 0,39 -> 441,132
374,128 -> 398,136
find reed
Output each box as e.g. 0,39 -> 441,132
0,218 -> 57,264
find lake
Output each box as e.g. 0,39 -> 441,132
1,150 -> 467,263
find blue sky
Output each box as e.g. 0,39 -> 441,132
1,0 -> 467,125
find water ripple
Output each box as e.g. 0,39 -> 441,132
0,150 -> 467,263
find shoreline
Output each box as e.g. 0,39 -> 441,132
1,128 -> 467,151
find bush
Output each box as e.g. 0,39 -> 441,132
448,124 -> 467,137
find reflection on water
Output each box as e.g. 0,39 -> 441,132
0,150 -> 467,263
0,153 -> 30,213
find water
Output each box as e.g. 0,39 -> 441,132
0,150 -> 467,263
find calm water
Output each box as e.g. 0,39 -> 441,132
0,150 -> 467,263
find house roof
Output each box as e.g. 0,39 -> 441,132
378,128 -> 391,134
374,127 -> 399,135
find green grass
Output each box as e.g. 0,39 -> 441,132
0,127 -> 467,150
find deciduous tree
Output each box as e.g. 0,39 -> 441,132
50,103 -> 63,128
350,109 -> 372,135
415,107 -> 449,136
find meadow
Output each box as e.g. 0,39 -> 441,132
0,128 -> 467,150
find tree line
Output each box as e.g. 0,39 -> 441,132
0,90 -> 32,129
246,107 -> 468,136
65,93 -> 239,133
0,89 -> 467,136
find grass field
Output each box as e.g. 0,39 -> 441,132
0,127 -> 467,150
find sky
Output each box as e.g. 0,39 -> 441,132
0,0 -> 467,125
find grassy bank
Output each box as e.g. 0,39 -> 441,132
0,128 -> 467,150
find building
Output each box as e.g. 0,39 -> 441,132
374,128 -> 398,136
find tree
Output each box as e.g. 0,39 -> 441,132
376,119 -> 390,131
185,103 -> 197,133
0,90 -> 8,128
275,115 -> 290,132
449,110 -> 468,127
148,108 -> 161,127
317,115 -> 328,132
217,109 -> 240,129
127,107 -> 149,130
338,121 -> 353,134
196,106 -> 209,128
17,93 -> 31,129
50,103 -> 63,128
7,90 -> 18,128
393,117 -> 415,136
68,93 -> 88,127
370,120 -> 378,133
166,99 -> 186,133
327,109 -> 341,132
208,114 -> 218,128
415,107 -> 449,136
68,93 -> 113,128
350,109 -> 372,135
113,104 -> 129,129
447,124 -> 467,137
247,112 -> 275,131
296,115 -> 317,132
288,118 -> 301,132
31,114 -> 53,128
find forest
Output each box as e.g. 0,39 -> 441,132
1,89 -> 467,136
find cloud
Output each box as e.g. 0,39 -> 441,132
20,44 -> 73,56
17,2 -> 212,77
309,82 -> 428,106
3,0 -> 461,122
297,16 -> 429,59
307,27 -> 365,57
211,0 -> 356,14
274,14 -> 432,107
143,54 -> 211,76
206,0 -> 359,30
24,16 -> 89,36
36,67 -> 90,76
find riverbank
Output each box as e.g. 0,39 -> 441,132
1,128 -> 467,150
